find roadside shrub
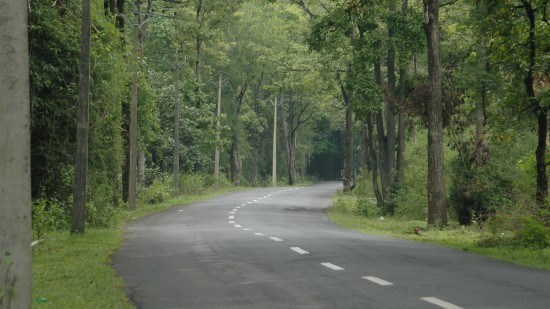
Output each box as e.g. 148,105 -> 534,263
449,147 -> 514,226
393,187 -> 427,220
332,191 -> 354,214
139,175 -> 172,204
516,217 -> 550,249
86,201 -> 121,228
355,197 -> 377,217
32,198 -> 69,238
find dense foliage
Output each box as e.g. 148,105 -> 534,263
29,0 -> 548,245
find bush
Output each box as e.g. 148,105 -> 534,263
139,175 -> 173,204
32,198 -> 69,238
331,191 -> 355,214
355,197 -> 378,217
393,187 -> 427,220
180,173 -> 216,195
86,201 -> 122,228
516,217 -> 550,249
449,143 -> 515,225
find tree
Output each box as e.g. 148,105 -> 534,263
0,0 -> 31,306
479,0 -> 549,205
424,0 -> 448,227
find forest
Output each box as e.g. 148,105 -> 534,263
26,0 -> 549,237
1,0 -> 549,306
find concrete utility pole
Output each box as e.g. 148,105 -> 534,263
0,0 -> 31,307
271,97 -> 279,187
72,0 -> 91,233
174,47 -> 180,192
214,71 -> 222,180
128,2 -> 140,210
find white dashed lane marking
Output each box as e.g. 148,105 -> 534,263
229,216 -> 234,219
362,276 -> 393,286
254,233 -> 264,236
269,237 -> 284,242
234,225 -> 242,228
290,247 -> 309,255
229,221 -> 235,224
421,297 -> 463,309
321,263 -> 344,271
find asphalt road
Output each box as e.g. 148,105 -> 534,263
113,182 -> 550,309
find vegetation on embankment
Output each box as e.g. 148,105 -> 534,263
32,177 -> 238,308
329,193 -> 550,270
328,131 -> 550,270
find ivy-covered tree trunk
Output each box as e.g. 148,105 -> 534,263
374,61 -> 390,200
229,83 -> 247,186
386,0 -> 397,184
281,92 -> 298,186
367,114 -> 384,209
230,139 -> 242,186
522,1 -> 548,204
396,66 -> 407,184
396,0 -> 409,184
359,124 -> 368,170
424,0 -> 447,227
343,106 -> 353,192
0,0 -> 31,306
337,72 -> 353,193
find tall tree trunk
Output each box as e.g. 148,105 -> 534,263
229,84 -> 247,186
522,1 -> 548,204
367,114 -> 384,209
343,106 -> 353,192
359,124 -> 368,170
137,151 -> 146,186
0,1 -> 31,306
424,0 -> 447,227
386,0 -> 397,184
194,0 -> 203,106
72,0 -> 92,233
396,0 -> 409,184
116,0 -> 125,30
535,109 -> 548,204
281,90 -> 298,186
337,71 -> 353,193
375,62 -> 390,200
174,48 -> 180,191
475,0 -> 487,142
396,67 -> 407,184
251,72 -> 264,185
230,139 -> 242,186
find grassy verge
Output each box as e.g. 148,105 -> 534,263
32,187 -> 242,308
328,192 -> 550,270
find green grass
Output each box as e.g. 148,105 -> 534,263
32,186 -> 242,308
328,193 -> 550,270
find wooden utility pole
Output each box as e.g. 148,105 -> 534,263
214,71 -> 222,180
0,0 -> 31,306
174,47 -> 180,192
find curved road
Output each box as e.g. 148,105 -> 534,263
113,182 -> 550,308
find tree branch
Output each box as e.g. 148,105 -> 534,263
440,0 -> 459,8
